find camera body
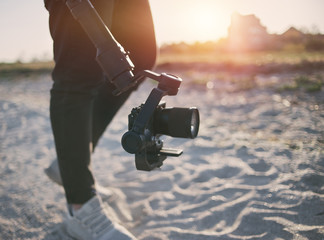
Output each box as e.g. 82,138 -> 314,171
123,102 -> 180,170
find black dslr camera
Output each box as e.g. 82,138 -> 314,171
121,71 -> 199,171
65,0 -> 200,171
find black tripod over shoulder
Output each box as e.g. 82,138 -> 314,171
64,0 -> 200,171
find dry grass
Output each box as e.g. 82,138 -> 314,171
0,61 -> 54,78
157,50 -> 324,65
1,51 -> 324,88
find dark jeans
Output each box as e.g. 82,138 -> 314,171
45,0 -> 156,204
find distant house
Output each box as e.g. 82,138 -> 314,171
226,13 -> 324,52
274,26 -> 324,50
281,27 -> 305,43
227,12 -> 270,51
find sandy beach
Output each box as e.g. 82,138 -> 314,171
0,68 -> 323,239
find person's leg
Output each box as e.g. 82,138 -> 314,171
47,0 -> 106,205
44,0 -> 114,190
45,1 -> 141,239
50,90 -> 97,204
46,0 -> 158,198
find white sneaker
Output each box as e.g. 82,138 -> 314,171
45,159 -> 133,222
65,195 -> 136,240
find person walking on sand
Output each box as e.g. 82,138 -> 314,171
43,0 -> 156,239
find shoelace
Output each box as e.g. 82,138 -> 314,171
76,204 -> 114,237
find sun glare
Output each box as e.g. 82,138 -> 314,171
183,3 -> 228,43
194,11 -> 215,31
151,1 -> 232,44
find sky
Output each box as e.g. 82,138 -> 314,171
0,0 -> 324,62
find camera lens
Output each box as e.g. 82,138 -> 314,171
154,107 -> 199,138
190,108 -> 199,138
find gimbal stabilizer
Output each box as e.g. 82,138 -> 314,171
65,0 -> 200,171
121,70 -> 199,171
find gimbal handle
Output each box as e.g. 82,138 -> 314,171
65,0 -> 136,95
